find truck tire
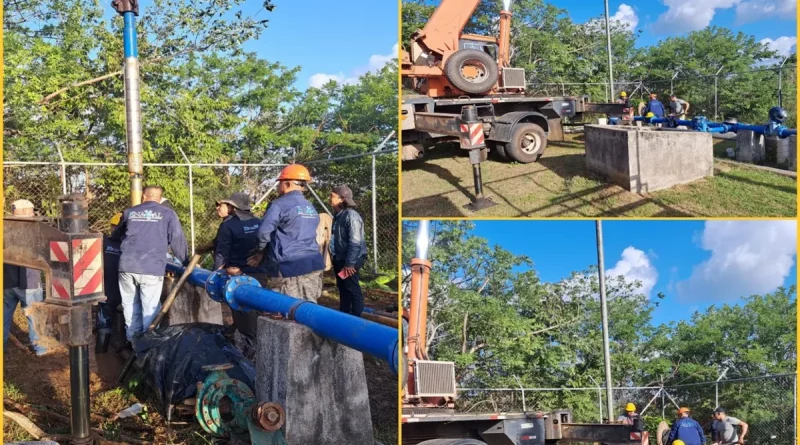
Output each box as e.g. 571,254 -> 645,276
444,49 -> 498,95
503,122 -> 547,163
417,440 -> 488,445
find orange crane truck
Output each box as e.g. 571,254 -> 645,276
402,221 -> 648,445
401,0 -> 626,210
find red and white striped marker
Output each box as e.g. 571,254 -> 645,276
71,238 -> 103,296
49,241 -> 69,263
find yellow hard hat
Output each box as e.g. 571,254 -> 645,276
620,91 -> 627,97
110,213 -> 122,226
674,440 -> 686,445
645,112 -> 655,118
626,403 -> 636,412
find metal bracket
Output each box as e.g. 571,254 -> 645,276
111,0 -> 139,15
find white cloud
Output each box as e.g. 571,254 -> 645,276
308,43 -> 398,88
676,221 -> 797,302
736,0 -> 796,24
760,36 -> 797,57
606,246 -> 658,297
611,4 -> 639,32
586,4 -> 638,33
653,0 -> 739,34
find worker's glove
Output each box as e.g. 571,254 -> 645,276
247,252 -> 264,268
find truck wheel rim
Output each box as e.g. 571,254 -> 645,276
459,59 -> 488,83
520,132 -> 541,154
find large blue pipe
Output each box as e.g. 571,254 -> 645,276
122,12 -> 138,58
631,114 -> 797,138
165,262 -> 399,375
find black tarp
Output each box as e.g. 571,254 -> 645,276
132,323 -> 255,418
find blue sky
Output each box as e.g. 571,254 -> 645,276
458,220 -> 797,326
108,0 -> 398,90
549,0 -> 796,57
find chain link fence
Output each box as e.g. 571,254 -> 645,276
3,143 -> 398,275
528,65 -> 797,128
457,374 -> 796,445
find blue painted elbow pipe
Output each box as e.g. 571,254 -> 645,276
165,262 -> 399,375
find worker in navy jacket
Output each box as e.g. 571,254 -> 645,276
329,184 -> 368,316
212,192 -> 265,344
667,407 -> 706,445
111,185 -> 188,344
643,92 -> 666,118
248,164 -> 324,302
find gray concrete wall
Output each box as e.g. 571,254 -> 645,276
585,125 -> 713,193
255,317 -> 374,445
736,130 -> 766,164
161,277 -> 223,326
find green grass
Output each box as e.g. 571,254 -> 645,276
402,135 -> 796,217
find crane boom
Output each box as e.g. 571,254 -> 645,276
414,0 -> 482,56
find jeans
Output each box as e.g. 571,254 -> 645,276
119,272 -> 164,342
3,287 -> 45,354
333,260 -> 364,317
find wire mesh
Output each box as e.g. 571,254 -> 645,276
3,149 -> 398,275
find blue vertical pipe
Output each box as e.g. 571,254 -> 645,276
123,12 -> 138,58
165,262 -> 399,375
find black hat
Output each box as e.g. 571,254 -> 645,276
217,192 -> 252,211
713,407 -> 727,414
332,185 -> 357,207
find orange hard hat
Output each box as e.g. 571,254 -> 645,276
277,164 -> 312,182
678,407 -> 691,415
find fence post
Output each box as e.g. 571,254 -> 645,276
56,145 -> 67,194
370,131 -> 395,273
176,146 -> 196,255
371,152 -> 378,272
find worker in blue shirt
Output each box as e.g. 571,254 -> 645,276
211,192 -> 265,345
248,164 -> 324,302
111,185 -> 188,344
96,212 -> 123,353
667,407 -> 706,445
643,92 -> 666,118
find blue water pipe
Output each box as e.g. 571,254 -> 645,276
629,107 -> 797,139
165,262 -> 399,376
122,12 -> 138,58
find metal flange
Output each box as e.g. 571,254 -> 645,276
224,275 -> 261,311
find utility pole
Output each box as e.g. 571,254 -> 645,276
604,0 -> 614,99
596,220 -> 614,421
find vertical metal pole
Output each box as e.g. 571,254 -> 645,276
69,345 -> 91,444
122,11 -> 143,206
188,164 -> 195,254
661,387 -> 666,418
596,220 -> 614,422
598,387 -> 604,422
714,65 -> 724,121
522,388 -> 527,412
56,145 -> 67,194
604,0 -> 614,99
715,382 -> 719,408
778,58 -> 788,108
371,153 -> 379,272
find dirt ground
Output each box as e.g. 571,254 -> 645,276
3,278 -> 399,445
401,134 -> 797,217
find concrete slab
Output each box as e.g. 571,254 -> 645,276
736,130 -> 766,163
255,317 -> 373,445
584,125 -> 714,193
161,278 -> 223,326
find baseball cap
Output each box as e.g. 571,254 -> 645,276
332,185 -> 357,207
